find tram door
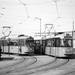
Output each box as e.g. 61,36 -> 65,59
39,40 -> 44,55
34,40 -> 41,54
41,40 -> 46,55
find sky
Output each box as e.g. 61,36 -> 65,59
0,0 -> 75,38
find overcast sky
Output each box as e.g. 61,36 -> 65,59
0,0 -> 75,38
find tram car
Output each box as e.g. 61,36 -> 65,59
45,34 -> 73,57
0,36 -> 34,55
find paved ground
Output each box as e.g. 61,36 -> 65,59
0,54 -> 23,68
0,54 -> 75,75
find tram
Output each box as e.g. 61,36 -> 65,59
0,36 -> 34,55
45,34 -> 73,57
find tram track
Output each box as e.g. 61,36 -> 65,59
0,56 -> 37,75
3,57 -> 69,75
9,56 -> 56,74
26,56 -> 56,70
0,56 -> 70,75
0,56 -> 56,75
23,58 -> 69,75
63,70 -> 75,75
59,62 -> 75,75
53,58 -> 75,75
2,56 -> 55,75
0,56 -> 25,70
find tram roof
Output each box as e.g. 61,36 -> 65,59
34,36 -> 43,40
5,36 -> 28,40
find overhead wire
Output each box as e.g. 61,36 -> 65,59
0,0 -> 74,23
0,0 -> 53,5
59,21 -> 73,26
19,17 -> 29,24
0,13 -> 74,18
26,1 -> 53,5
0,5 -> 5,9
0,16 -> 24,20
0,13 -> 27,18
19,0 -> 29,18
0,0 -> 74,34
19,0 -> 30,24
0,0 -> 67,5
49,17 -> 60,24
0,20 -> 21,24
53,0 -> 59,18
25,4 -> 29,18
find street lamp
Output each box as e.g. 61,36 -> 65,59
35,17 -> 42,37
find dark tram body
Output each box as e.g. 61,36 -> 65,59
34,40 -> 46,55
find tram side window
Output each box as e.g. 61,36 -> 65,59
46,39 -> 55,47
55,38 -> 60,47
60,39 -> 64,47
64,39 -> 72,47
4,40 -> 7,46
47,40 -> 51,47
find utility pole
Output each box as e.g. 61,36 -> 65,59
35,17 -> 42,37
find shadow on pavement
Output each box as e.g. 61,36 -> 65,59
0,57 -> 14,61
68,54 -> 75,59
57,54 -> 75,59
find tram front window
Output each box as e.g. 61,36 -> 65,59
8,41 -> 18,46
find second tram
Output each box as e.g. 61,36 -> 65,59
45,34 -> 73,57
